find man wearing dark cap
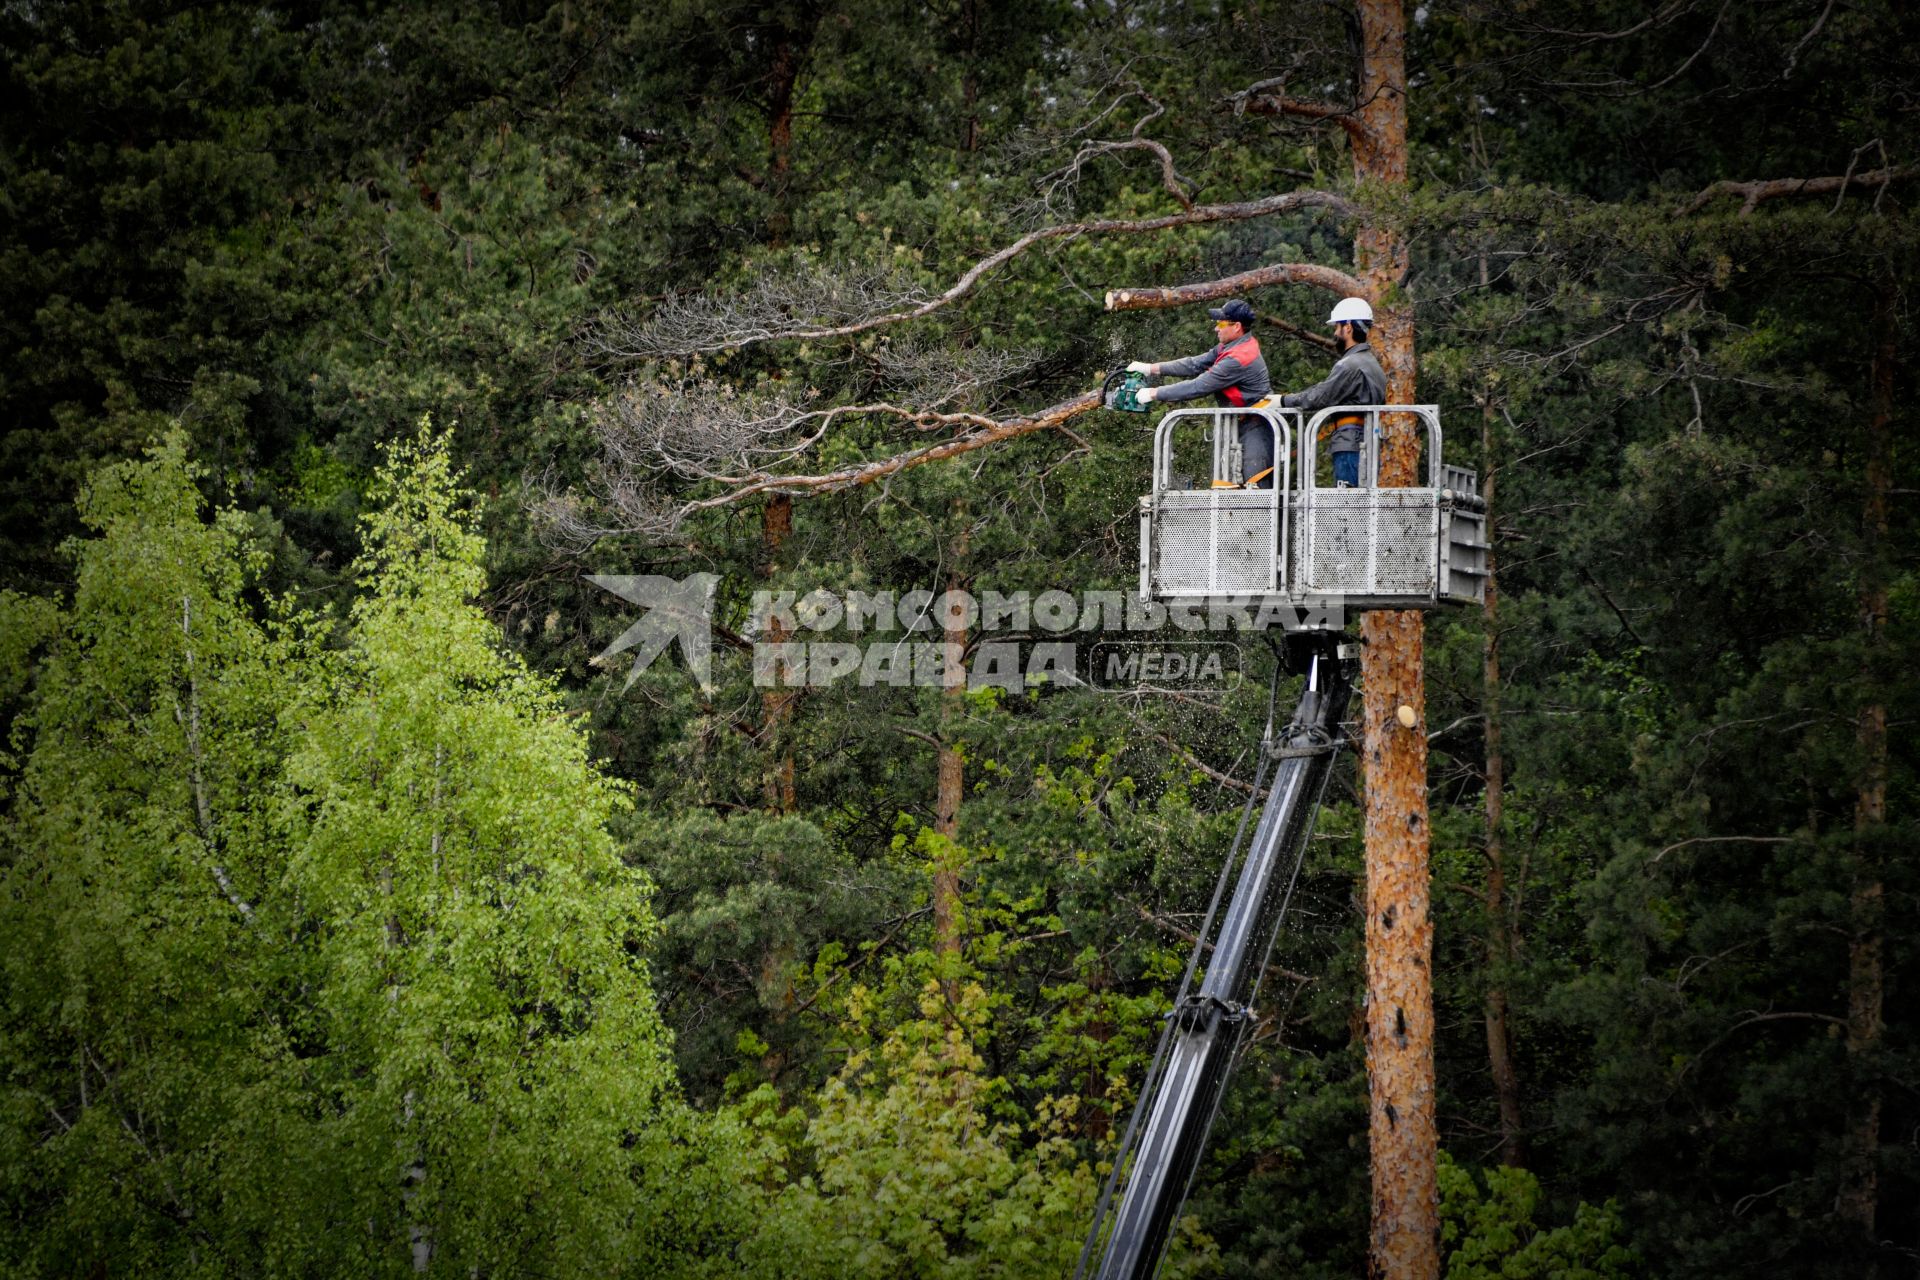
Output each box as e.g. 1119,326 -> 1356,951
1128,298 -> 1275,487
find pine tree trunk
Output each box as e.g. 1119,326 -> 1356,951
1838,283 -> 1893,1246
764,8 -> 820,247
933,508 -> 971,966
934,723 -> 963,956
762,494 -> 797,813
1479,386 -> 1526,1169
1351,1 -> 1439,1274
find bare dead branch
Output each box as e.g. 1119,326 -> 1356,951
1106,260 -> 1368,313
603,190 -> 1357,358
616,344 -> 1032,477
1233,77 -> 1366,147
1041,137 -> 1197,211
1681,1008 -> 1849,1080
1228,62 -> 1367,146
1529,0 -> 1733,95
1510,0 -> 1698,45
1259,310 -> 1341,352
1074,83 -> 1164,139
1232,77 -> 1347,119
1649,834 -> 1793,866
1781,0 -> 1837,79
1031,81 -> 1199,213
545,390 -> 1104,540
1146,727 -> 1257,797
1634,0 -> 1730,94
869,340 -> 1040,406
1683,164 -> 1916,216
671,391 -> 1100,508
587,259 -> 933,365
539,339 -> 1049,546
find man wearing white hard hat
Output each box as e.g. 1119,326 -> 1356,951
1278,297 -> 1385,487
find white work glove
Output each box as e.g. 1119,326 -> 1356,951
1136,386 -> 1158,403
1126,360 -> 1155,374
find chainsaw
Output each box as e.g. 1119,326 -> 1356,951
1102,367 -> 1154,414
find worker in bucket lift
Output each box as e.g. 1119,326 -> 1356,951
1277,297 -> 1385,488
1126,298 -> 1275,488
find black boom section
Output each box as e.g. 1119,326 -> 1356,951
1079,634 -> 1355,1280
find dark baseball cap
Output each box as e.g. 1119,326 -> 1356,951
1207,299 -> 1255,324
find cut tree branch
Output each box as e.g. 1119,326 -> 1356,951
1684,164 -> 1915,216
1106,260 -> 1367,313
610,190 -> 1357,357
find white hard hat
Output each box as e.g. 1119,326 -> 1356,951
1327,297 -> 1373,324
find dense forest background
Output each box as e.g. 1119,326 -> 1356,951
2,1 -> 1915,1276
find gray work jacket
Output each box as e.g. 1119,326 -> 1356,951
1280,342 -> 1385,454
1155,335 -> 1271,407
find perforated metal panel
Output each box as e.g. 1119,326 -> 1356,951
1372,492 -> 1437,595
1301,490 -> 1367,591
1213,498 -> 1277,592
1153,492 -> 1279,595
1154,502 -> 1215,596
1297,490 -> 1438,597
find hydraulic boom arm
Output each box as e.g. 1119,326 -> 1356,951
1078,633 -> 1356,1280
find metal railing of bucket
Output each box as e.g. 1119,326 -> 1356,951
1296,404 -> 1444,491
1295,405 -> 1446,600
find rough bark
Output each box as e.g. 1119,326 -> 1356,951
1361,606 -> 1434,1277
1351,2 -> 1439,1275
1838,282 -> 1894,1243
758,493 -> 799,1067
763,10 -> 821,247
766,40 -> 795,246
1479,379 -> 1526,1169
934,720 -> 964,957
1106,261 -> 1366,313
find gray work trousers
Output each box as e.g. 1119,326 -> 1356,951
1238,417 -> 1275,488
